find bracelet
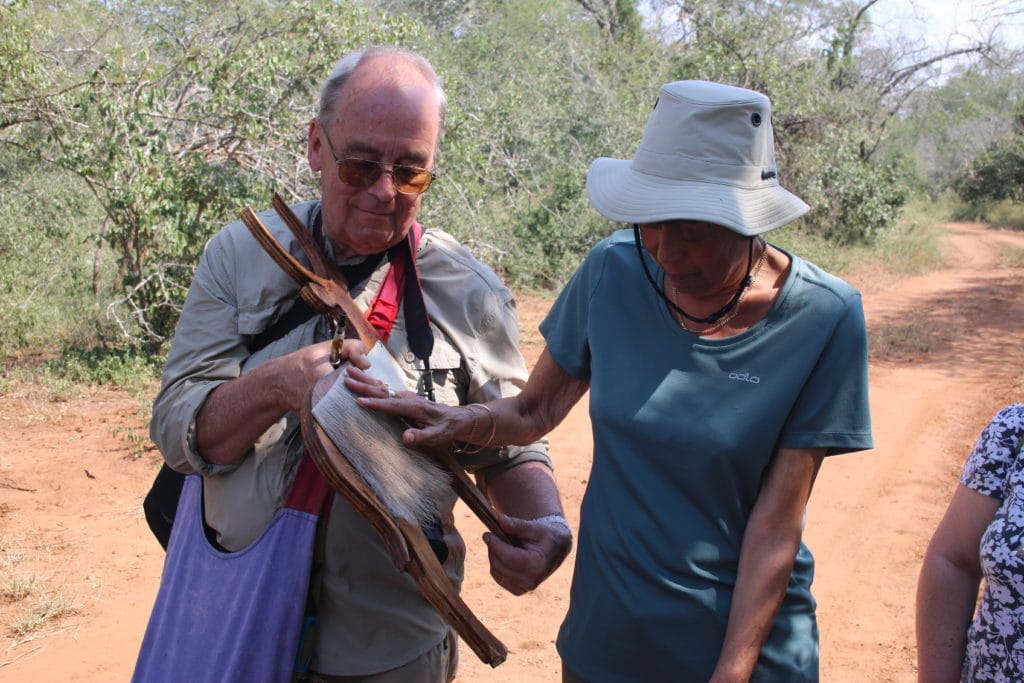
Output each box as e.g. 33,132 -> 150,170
458,404 -> 484,455
531,514 -> 572,535
474,402 -> 497,446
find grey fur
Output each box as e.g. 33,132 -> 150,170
311,379 -> 452,526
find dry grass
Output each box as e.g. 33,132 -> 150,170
0,536 -> 79,642
868,311 -> 962,362
999,245 -> 1024,268
3,574 -> 41,603
8,594 -> 80,639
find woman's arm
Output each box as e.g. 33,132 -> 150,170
916,484 -> 996,683
348,347 -> 589,450
347,347 -> 586,594
710,447 -> 826,683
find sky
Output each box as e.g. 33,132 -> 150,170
639,1 -> 1024,53
867,0 -> 1024,52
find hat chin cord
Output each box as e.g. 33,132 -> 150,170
632,224 -> 753,326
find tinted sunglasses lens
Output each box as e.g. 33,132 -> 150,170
336,158 -> 381,187
394,167 -> 433,194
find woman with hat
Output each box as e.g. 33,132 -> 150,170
349,80 -> 873,682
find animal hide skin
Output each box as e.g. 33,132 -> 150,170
310,348 -> 452,527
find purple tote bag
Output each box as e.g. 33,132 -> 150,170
132,454 -> 332,683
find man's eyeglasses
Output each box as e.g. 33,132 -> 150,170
322,133 -> 436,195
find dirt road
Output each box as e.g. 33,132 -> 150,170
2,222 -> 1023,682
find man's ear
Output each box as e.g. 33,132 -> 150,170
307,118 -> 323,172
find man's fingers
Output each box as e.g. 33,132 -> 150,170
344,339 -> 371,369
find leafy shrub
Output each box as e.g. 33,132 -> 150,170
44,345 -> 162,390
954,138 -> 1024,205
795,138 -> 911,244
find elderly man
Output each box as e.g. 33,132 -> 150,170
148,46 -> 571,682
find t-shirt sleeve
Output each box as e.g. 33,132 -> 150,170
960,403 -> 1024,499
778,288 -> 873,455
539,241 -> 609,381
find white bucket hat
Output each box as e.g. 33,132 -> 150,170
587,80 -> 809,236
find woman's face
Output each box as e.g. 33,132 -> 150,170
639,220 -> 751,295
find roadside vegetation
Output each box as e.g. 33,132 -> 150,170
2,0 -> 1023,381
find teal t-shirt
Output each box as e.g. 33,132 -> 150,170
542,229 -> 872,682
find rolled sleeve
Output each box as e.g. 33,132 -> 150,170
463,293 -> 552,483
150,202 -> 322,477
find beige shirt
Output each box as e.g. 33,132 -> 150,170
150,201 -> 550,675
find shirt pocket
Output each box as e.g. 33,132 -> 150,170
389,324 -> 466,407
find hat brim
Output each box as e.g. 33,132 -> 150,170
586,158 -> 810,236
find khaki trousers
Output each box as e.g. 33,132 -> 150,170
307,631 -> 457,683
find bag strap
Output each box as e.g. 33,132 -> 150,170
366,224 -> 435,400
257,197 -> 434,360
284,451 -> 333,515
366,223 -> 424,343
248,207 -> 411,353
398,224 -> 435,362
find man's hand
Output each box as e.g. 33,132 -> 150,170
196,338 -> 368,464
278,338 -> 369,413
484,514 -> 572,596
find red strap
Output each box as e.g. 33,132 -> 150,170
284,451 -> 333,516
287,228 -> 425,510
365,223 -> 423,342
283,229 -> 426,513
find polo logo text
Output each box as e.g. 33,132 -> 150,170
728,372 -> 760,384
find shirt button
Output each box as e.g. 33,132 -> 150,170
404,351 -> 416,363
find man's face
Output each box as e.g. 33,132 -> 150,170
307,58 -> 440,258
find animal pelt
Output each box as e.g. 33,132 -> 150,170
311,378 -> 452,527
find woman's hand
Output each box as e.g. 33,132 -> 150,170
344,365 -> 473,447
348,347 -> 587,452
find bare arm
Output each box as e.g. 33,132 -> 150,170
916,485 -> 995,683
196,339 -> 367,464
499,348 -> 591,443
710,447 -> 825,683
477,461 -> 573,594
348,347 -> 589,450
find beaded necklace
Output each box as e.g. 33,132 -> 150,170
671,238 -> 768,336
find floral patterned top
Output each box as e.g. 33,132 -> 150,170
960,403 -> 1024,682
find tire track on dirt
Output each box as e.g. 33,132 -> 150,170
806,223 -> 1024,682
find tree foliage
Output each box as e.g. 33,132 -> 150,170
955,100 -> 1024,204
644,0 -> 996,242
416,0 -> 667,287
1,0 -> 421,347
1,0 -> 1020,352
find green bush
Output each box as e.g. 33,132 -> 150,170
43,345 -> 162,390
1,0 -> 1005,377
0,159 -> 105,353
955,199 -> 1024,230
955,139 -> 1024,205
794,137 -> 911,245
